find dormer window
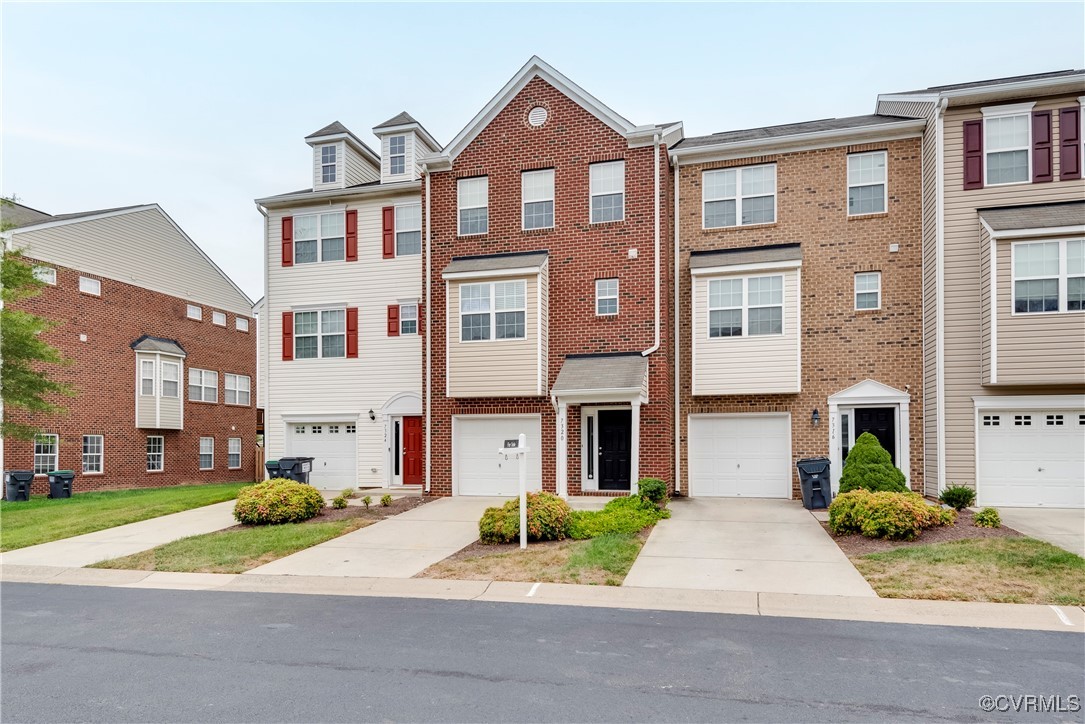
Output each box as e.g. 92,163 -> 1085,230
321,145 -> 337,183
389,136 -> 406,175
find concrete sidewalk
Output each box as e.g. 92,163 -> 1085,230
0,501 -> 238,568
245,497 -> 506,578
623,498 -> 876,597
996,508 -> 1085,557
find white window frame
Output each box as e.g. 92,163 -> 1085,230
228,437 -> 242,469
293,211 -> 346,264
160,361 -> 179,398
522,169 -> 555,231
854,271 -> 882,311
82,434 -> 103,474
982,103 -> 1033,187
847,151 -> 888,216
33,266 -> 56,285
320,144 -> 337,184
459,280 -> 527,342
188,368 -> 218,403
79,276 -> 101,296
702,164 -> 777,229
457,176 -> 489,236
394,204 -> 422,256
33,433 -> 59,475
225,373 -> 251,406
235,317 -> 249,332
186,304 -> 203,321
212,311 -> 227,327
595,278 -> 619,316
589,160 -> 625,224
293,308 -> 347,359
399,303 -> 418,335
1011,238 -> 1085,315
147,435 -> 164,472
199,437 -> 214,470
706,274 -> 785,339
140,359 -> 156,396
389,135 -> 406,176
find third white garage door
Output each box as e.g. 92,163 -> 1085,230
977,409 -> 1085,508
453,415 -> 542,496
688,414 -> 792,498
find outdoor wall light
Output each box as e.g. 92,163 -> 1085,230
811,408 -> 821,426
368,409 -> 376,421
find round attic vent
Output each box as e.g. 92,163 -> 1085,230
528,106 -> 548,127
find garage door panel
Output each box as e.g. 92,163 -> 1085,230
454,416 -> 541,496
978,409 -> 1085,508
288,423 -> 357,487
689,415 -> 791,498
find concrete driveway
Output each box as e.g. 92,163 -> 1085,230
996,508 -> 1085,557
623,498 -> 876,597
246,497 -> 506,578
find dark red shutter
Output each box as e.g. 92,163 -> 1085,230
346,308 -> 358,358
345,210 -> 358,262
387,305 -> 400,336
281,311 -> 293,361
1032,111 -> 1053,183
963,120 -> 984,190
281,217 -> 294,267
381,206 -> 395,259
1059,106 -> 1082,181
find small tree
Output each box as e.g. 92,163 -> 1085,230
838,432 -> 907,493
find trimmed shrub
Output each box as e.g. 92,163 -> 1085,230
362,496 -> 371,509
973,508 -> 1002,528
380,494 -> 393,507
838,432 -> 908,494
341,488 -> 355,499
233,479 -> 325,525
566,495 -> 670,540
637,478 -> 668,505
828,489 -> 951,541
478,492 -> 572,545
939,485 -> 976,511
331,496 -> 348,510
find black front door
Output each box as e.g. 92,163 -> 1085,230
598,410 -> 632,490
854,407 -> 896,463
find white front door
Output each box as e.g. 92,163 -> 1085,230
977,409 -> 1085,508
453,415 -> 542,496
688,414 -> 792,498
287,422 -> 357,487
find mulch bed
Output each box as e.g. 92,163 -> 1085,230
222,495 -> 435,531
825,509 -> 1023,557
437,527 -> 653,563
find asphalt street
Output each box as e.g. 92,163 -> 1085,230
1,583 -> 1082,723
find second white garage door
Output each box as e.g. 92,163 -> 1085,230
977,409 -> 1085,508
688,414 -> 792,498
454,415 -> 542,496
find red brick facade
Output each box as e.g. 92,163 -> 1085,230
4,264 -> 257,494
424,76 -> 675,496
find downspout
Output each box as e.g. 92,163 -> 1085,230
423,165 -> 432,493
256,202 -> 270,480
642,133 -> 662,356
934,98 -> 948,494
671,153 -> 681,494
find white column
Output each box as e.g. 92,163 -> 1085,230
630,400 -> 641,495
828,402 -> 840,494
556,401 -> 568,498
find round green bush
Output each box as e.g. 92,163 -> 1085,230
828,489 -> 951,541
233,479 -> 326,525
939,484 -> 976,511
637,478 -> 668,504
973,507 -> 1001,528
478,491 -> 572,544
838,432 -> 908,494
331,496 -> 348,510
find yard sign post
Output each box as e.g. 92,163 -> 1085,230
499,434 -> 530,550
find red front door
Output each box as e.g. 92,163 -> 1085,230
403,416 -> 423,486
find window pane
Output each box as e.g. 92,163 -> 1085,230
1068,277 -> 1085,311
748,306 -> 783,335
294,311 -> 318,335
741,195 -> 775,225
1014,242 -> 1060,278
321,237 -> 345,262
459,207 -> 488,235
461,313 -> 490,341
856,291 -> 880,310
322,146 -> 336,164
704,199 -> 737,228
855,272 -> 880,293
591,193 -> 623,223
986,150 -> 1028,185
390,157 -> 405,175
294,215 -> 317,240
389,136 -> 405,155
396,204 -> 421,231
597,297 -> 618,315
848,152 -> 887,185
708,278 -> 742,309
748,276 -> 783,306
396,231 -> 421,256
709,309 -> 742,337
596,279 -> 618,297
321,335 -> 345,357
590,161 -> 624,195
522,169 -> 554,203
458,177 -> 488,208
322,165 -> 336,183
495,311 -> 526,339
986,114 -> 1028,151
523,200 -> 554,229
1067,240 -> 1084,276
703,169 -> 736,200
1014,279 -> 1059,313
741,165 -> 776,196
401,319 -> 417,335
320,310 -> 345,333
295,336 -> 318,359
294,240 -> 318,264
494,281 -> 525,311
460,284 -> 490,313
848,184 -> 885,215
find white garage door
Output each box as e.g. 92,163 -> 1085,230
454,416 -> 542,496
287,422 -> 357,488
688,414 -> 792,498
977,410 -> 1085,508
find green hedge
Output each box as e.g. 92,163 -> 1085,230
829,489 -> 954,541
566,496 -> 670,540
233,479 -> 325,525
479,492 -> 572,544
839,432 -> 908,494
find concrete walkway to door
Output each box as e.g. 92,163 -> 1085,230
623,498 -> 876,597
246,497 -> 506,578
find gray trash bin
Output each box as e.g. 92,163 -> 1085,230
264,460 -> 281,479
277,457 -> 314,484
47,470 -> 75,499
796,457 -> 832,510
4,471 -> 34,502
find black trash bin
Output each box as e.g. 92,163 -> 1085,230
4,470 -> 34,502
277,457 -> 314,484
265,460 -> 281,479
796,457 -> 832,510
47,470 -> 75,499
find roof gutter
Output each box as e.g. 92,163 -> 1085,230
642,132 -> 661,358
254,179 -> 421,208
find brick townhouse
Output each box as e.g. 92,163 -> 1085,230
2,202 -> 256,492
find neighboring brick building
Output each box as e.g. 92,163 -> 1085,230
3,203 -> 256,493
670,117 -> 926,498
420,57 -> 682,496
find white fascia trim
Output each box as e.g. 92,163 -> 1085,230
442,266 -> 542,281
981,101 -> 1036,117
988,224 -> 1085,240
284,202 -> 348,217
941,75 -> 1085,104
281,412 -> 364,423
375,124 -> 441,151
289,301 -> 349,311
254,179 -> 421,207
551,388 -> 646,405
971,395 -> 1085,410
690,259 -> 803,276
9,204 -> 157,235
306,132 -> 380,165
671,121 -> 926,163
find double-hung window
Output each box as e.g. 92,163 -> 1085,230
399,304 -> 418,335
460,280 -> 526,341
985,110 -> 1030,185
395,205 -> 422,255
294,309 -> 346,358
458,177 -> 489,235
199,437 -> 214,470
1013,239 -> 1085,314
147,436 -> 164,472
522,169 -> 554,230
707,275 -> 784,338
186,304 -> 202,320
389,136 -> 406,175
321,145 -> 336,183
188,368 -> 218,402
847,151 -> 887,215
855,272 -> 882,310
140,360 -> 156,396
293,212 -> 345,264
82,435 -> 103,474
703,164 -> 776,228
34,434 -> 58,475
595,279 -> 619,316
225,374 -> 251,405
228,438 -> 242,469
160,361 -> 179,398
33,266 -> 56,285
590,161 -> 624,223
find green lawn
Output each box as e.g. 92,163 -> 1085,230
0,483 -> 250,552
92,518 -> 369,574
853,537 -> 1085,605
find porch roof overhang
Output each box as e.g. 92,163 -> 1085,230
551,353 -> 648,404
689,243 -> 803,276
442,250 -> 548,279
978,201 -> 1085,239
130,335 -> 186,357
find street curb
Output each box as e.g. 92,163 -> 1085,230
3,563 -> 1082,633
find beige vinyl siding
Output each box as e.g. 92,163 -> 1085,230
344,145 -> 380,186
312,140 -> 345,190
915,100 -> 941,496
940,94 -> 1085,487
134,352 -> 183,430
446,275 -> 541,398
13,208 -> 252,316
263,189 -> 422,486
135,352 -> 158,429
691,269 -> 800,396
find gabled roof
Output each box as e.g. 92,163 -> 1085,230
130,335 -> 186,357
677,115 -> 916,149
304,121 -> 380,164
374,111 -> 420,129
371,111 -> 441,151
1,201 -> 53,229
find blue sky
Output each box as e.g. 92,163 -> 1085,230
3,2 -> 1083,299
